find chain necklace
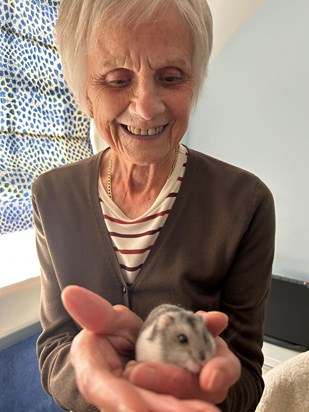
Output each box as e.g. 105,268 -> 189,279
107,151 -> 113,200
107,145 -> 180,201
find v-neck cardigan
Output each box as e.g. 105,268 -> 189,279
32,147 -> 275,412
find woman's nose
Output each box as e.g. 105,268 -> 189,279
130,79 -> 165,120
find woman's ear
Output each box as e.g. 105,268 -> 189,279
86,93 -> 93,118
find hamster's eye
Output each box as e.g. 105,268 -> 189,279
177,334 -> 189,344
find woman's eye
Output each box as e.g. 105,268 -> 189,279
103,70 -> 132,88
163,76 -> 181,83
159,69 -> 183,85
107,78 -> 131,88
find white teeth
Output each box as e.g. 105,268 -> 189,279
148,128 -> 156,135
126,125 -> 164,136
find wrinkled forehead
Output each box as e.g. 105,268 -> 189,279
87,11 -> 193,73
88,3 -> 193,54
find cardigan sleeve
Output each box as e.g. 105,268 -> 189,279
32,180 -> 99,412
218,180 -> 276,412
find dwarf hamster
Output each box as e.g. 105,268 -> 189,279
135,304 -> 216,373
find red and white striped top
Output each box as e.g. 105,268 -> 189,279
98,145 -> 188,284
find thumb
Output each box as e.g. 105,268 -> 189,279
196,311 -> 229,337
62,285 -> 142,338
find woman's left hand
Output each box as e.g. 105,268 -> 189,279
124,310 -> 241,405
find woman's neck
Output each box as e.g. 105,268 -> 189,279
100,147 -> 178,218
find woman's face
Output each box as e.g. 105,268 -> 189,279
86,6 -> 194,166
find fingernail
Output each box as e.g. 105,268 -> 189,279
140,365 -> 160,385
118,405 -> 135,412
128,364 -> 160,388
207,369 -> 224,391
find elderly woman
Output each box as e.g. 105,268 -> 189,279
32,0 -> 275,411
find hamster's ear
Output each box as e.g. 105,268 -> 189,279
157,314 -> 174,330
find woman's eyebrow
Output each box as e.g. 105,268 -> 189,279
98,56 -> 127,71
151,58 -> 192,71
95,57 -> 191,73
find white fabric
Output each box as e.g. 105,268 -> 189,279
256,351 -> 309,412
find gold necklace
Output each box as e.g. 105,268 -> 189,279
107,145 -> 180,201
107,151 -> 113,200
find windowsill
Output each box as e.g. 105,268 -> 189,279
262,341 -> 301,369
0,229 -> 40,288
0,277 -> 41,350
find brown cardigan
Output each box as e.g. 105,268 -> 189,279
32,147 -> 275,411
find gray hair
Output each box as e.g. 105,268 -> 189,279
55,0 -> 213,115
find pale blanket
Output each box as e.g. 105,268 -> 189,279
256,351 -> 309,412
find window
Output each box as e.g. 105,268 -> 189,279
0,0 -> 92,286
0,229 -> 39,288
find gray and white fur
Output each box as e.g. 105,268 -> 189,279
135,304 -> 216,373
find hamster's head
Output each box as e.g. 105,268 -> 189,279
157,310 -> 216,373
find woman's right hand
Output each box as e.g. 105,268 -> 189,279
62,285 -> 220,412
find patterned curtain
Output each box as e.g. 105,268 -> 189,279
0,0 -> 93,234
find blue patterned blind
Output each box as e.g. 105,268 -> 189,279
0,0 -> 93,234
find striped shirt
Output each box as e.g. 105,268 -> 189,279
98,144 -> 188,284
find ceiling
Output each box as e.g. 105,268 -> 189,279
207,0 -> 266,58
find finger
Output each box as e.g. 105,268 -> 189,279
62,285 -> 114,331
62,285 -> 142,340
196,311 -> 228,337
136,388 -> 221,412
199,338 -> 241,403
125,361 -> 202,399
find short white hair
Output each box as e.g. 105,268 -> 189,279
55,0 -> 213,114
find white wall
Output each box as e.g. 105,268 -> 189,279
207,0 -> 266,58
189,0 -> 309,282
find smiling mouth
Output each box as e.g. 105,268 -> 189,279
121,124 -> 166,136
